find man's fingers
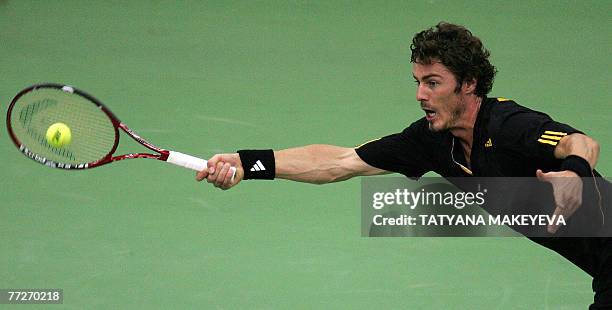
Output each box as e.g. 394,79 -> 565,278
536,169 -> 549,182
207,154 -> 221,175
547,200 -> 580,234
222,165 -> 235,188
195,169 -> 209,181
215,163 -> 231,187
547,206 -> 566,234
207,161 -> 224,184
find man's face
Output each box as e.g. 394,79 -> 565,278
412,61 -> 466,132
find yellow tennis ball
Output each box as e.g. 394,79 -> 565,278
45,122 -> 72,148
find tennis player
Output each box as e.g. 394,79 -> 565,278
197,22 -> 610,308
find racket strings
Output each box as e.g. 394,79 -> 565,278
17,99 -> 79,161
10,88 -> 117,165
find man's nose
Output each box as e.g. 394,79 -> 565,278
416,84 -> 428,102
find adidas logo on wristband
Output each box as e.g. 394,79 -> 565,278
250,160 -> 266,172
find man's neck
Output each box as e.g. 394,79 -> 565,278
449,96 -> 483,150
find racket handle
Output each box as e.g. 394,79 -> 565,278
166,151 -> 236,180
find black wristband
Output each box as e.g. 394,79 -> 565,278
237,149 -> 276,180
560,155 -> 592,177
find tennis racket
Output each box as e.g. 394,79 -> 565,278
6,83 -> 236,177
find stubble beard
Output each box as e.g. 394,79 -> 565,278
427,98 -> 466,132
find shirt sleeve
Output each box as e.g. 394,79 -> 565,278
497,109 -> 583,161
354,120 -> 434,178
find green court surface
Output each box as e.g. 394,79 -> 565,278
1,1 -> 610,309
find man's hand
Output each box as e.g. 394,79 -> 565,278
536,169 -> 583,234
196,153 -> 244,190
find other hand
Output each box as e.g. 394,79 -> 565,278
536,169 -> 583,234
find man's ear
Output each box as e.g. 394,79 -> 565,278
462,78 -> 477,95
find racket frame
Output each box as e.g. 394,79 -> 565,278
8,83 -> 190,170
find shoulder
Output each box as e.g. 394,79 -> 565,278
486,97 -> 552,124
485,97 -> 560,136
484,97 -> 581,150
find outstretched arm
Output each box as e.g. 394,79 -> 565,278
196,144 -> 389,190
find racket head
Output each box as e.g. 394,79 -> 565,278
7,83 -> 120,169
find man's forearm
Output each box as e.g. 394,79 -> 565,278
274,144 -> 375,184
555,134 -> 600,169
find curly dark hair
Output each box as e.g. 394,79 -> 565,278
411,22 -> 497,98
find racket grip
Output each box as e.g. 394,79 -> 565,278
166,151 -> 236,180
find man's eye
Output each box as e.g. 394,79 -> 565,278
427,81 -> 438,87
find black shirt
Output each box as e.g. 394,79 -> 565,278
355,97 -> 581,178
355,97 -> 610,281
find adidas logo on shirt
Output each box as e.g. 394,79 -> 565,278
250,160 -> 266,172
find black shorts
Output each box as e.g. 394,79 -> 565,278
590,178 -> 612,309
591,262 -> 612,308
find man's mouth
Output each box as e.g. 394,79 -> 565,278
423,108 -> 436,120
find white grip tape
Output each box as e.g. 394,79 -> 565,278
166,151 -> 236,180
